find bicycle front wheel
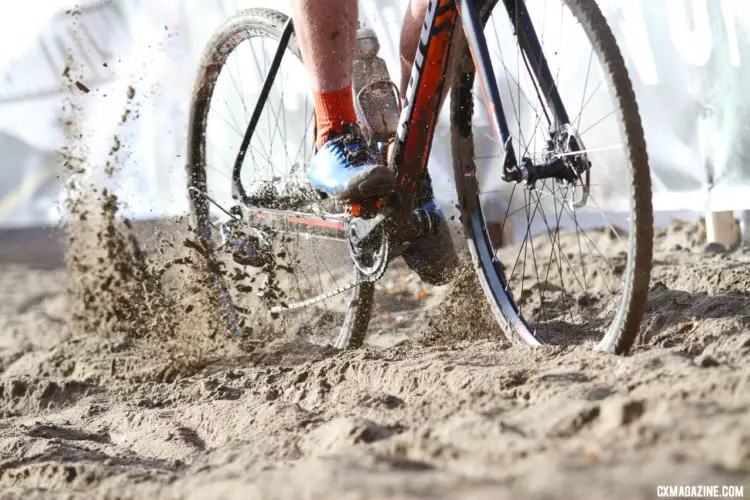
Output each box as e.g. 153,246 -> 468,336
451,0 -> 653,353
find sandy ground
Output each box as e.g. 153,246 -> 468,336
6,9 -> 746,499
0,217 -> 749,500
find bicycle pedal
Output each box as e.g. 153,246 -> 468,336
348,192 -> 400,219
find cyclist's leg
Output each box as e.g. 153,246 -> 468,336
291,0 -> 395,201
399,0 -> 450,107
398,0 -> 459,285
291,0 -> 358,149
399,0 -> 426,101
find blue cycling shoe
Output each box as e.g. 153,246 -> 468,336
309,124 -> 395,202
401,172 -> 460,286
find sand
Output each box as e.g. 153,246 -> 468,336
0,214 -> 749,500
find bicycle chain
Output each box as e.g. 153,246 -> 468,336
268,239 -> 389,314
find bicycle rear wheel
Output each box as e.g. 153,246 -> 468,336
451,0 -> 652,353
187,8 -> 374,348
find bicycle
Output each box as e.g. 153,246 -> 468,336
186,0 -> 653,354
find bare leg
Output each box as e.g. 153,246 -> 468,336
399,0 -> 426,101
399,0 -> 451,107
292,0 -> 359,149
292,0 -> 357,92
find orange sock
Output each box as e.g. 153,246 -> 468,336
313,84 -> 358,150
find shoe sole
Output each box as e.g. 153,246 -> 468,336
402,225 -> 460,286
335,165 -> 396,203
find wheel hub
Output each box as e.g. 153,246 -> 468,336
220,219 -> 273,268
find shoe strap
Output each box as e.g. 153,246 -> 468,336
328,124 -> 371,166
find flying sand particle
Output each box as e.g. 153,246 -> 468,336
75,81 -> 90,93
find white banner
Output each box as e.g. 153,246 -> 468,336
1,0 -> 748,228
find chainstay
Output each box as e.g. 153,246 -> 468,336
268,240 -> 389,314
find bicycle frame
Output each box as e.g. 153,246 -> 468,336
234,0 -> 569,245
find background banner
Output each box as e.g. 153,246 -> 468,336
1,0 -> 748,229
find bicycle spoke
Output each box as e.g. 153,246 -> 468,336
535,182 -> 574,340
576,47 -> 595,133
570,78 -> 606,128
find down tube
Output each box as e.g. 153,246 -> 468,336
456,0 -> 517,170
391,0 -> 458,209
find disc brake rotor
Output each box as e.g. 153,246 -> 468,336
548,123 -> 590,208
